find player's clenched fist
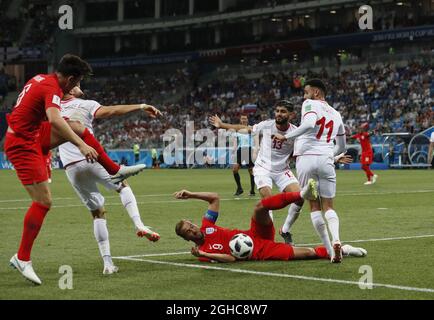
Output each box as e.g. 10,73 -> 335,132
173,189 -> 192,199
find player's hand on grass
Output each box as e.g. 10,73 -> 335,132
191,246 -> 204,257
141,104 -> 162,118
209,114 -> 222,128
173,189 -> 192,199
271,133 -> 286,142
79,144 -> 99,163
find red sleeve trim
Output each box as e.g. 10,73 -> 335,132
93,106 -> 102,118
303,111 -> 317,118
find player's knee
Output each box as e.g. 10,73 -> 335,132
232,165 -> 240,173
39,196 -> 52,208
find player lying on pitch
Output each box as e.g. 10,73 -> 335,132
174,179 -> 366,263
59,86 -> 161,274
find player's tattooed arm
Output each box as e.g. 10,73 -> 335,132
191,247 -> 236,263
209,114 -> 252,133
174,190 -> 220,212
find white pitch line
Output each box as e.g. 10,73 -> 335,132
113,256 -> 434,294
113,234 -> 434,259
1,189 -> 433,204
2,188 -> 434,211
0,197 -> 258,211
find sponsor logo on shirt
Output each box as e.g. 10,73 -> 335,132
33,75 -> 45,82
205,227 -> 215,235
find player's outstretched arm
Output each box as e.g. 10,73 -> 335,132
191,247 -> 236,263
94,104 -> 162,119
174,190 -> 220,212
46,107 -> 98,162
209,114 -> 252,132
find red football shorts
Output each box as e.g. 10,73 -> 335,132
4,122 -> 51,185
361,152 -> 373,165
248,217 -> 295,261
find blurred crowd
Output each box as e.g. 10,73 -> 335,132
82,61 -> 433,149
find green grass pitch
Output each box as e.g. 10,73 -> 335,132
0,168 -> 433,300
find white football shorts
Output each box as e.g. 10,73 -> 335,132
253,165 -> 299,192
65,160 -> 121,211
296,155 -> 336,198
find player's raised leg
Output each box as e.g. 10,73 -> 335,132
117,181 -> 160,242
49,120 -> 146,182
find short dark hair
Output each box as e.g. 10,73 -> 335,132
57,54 -> 93,78
274,100 -> 294,112
305,79 -> 327,96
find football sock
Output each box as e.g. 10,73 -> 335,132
314,246 -> 329,259
310,211 -> 333,256
17,202 -> 50,261
233,172 -> 242,190
81,128 -> 120,175
362,164 -> 373,181
282,203 -> 302,233
249,173 -> 255,193
93,218 -> 113,266
119,186 -> 143,229
261,192 -> 302,210
324,209 -> 340,243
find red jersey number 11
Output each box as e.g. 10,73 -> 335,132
316,117 -> 334,143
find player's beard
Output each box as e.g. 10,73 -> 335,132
275,116 -> 289,125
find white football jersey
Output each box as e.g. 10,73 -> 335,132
59,98 -> 101,166
251,119 -> 296,172
293,99 -> 345,157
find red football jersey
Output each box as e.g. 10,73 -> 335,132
199,217 -> 246,259
352,132 -> 372,153
7,74 -> 63,140
198,214 -> 278,261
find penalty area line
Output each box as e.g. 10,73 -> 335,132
112,256 -> 434,294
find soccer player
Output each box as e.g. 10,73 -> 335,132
210,101 -> 350,245
4,54 -> 145,285
232,114 -> 255,196
272,79 -> 347,263
173,184 -> 366,263
210,101 -> 301,243
351,123 -> 378,185
59,86 -> 161,274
